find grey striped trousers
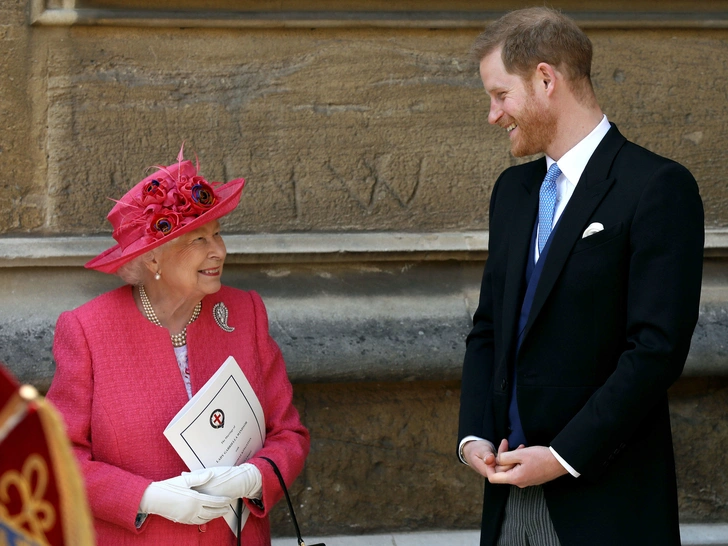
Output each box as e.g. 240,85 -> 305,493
496,485 -> 562,546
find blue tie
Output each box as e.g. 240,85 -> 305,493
537,163 -> 562,254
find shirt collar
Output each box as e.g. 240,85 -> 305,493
545,114 -> 611,187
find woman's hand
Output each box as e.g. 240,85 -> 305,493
138,473 -> 233,525
182,463 -> 263,500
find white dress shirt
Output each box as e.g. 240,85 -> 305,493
460,115 -> 612,478
536,115 -> 612,262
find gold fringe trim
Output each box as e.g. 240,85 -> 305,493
35,396 -> 96,546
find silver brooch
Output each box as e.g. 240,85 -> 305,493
213,302 -> 235,332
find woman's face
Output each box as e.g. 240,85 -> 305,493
153,220 -> 227,302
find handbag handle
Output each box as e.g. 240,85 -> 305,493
237,457 -> 325,546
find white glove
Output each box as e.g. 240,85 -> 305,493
139,473 -> 233,525
182,463 -> 263,500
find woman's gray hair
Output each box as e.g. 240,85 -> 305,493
116,251 -> 155,286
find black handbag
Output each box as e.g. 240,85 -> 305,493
236,456 -> 325,546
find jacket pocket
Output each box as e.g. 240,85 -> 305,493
571,222 -> 624,254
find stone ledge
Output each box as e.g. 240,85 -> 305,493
2,228 -> 728,267
0,232 -> 488,267
682,524 -> 728,546
2,230 -> 727,387
1,266 -> 726,388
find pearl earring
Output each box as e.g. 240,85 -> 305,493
155,271 -> 161,280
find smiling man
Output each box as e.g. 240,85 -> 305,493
457,7 -> 704,546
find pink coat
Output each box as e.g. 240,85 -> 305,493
47,285 -> 310,546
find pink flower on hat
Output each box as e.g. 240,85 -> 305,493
133,166 -> 219,238
147,210 -> 186,239
176,176 -> 217,215
113,169 -> 220,243
137,179 -> 169,207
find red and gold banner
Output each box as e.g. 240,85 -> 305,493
0,365 -> 94,546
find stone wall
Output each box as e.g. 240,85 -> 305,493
272,378 -> 728,536
2,10 -> 728,235
2,0 -> 728,537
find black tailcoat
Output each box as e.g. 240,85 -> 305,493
458,125 -> 704,545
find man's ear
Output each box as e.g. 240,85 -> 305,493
535,62 -> 557,97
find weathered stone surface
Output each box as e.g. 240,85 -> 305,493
588,30 -> 728,227
670,377 -> 728,523
688,301 -> 728,377
271,380 -> 482,536
0,320 -> 55,392
0,1 -> 45,233
1,261 -> 725,533
4,259 -> 728,390
2,9 -> 728,234
34,27 -> 490,235
268,378 -> 728,536
2,0 -> 728,534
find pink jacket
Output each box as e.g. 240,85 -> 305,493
47,285 -> 310,546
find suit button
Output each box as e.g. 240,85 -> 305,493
501,379 -> 508,390
198,524 -> 208,533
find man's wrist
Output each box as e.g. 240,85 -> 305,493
459,440 -> 474,465
458,436 -> 494,465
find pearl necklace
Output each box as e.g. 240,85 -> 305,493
138,284 -> 201,348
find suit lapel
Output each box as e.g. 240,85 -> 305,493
500,159 -> 545,361
520,125 -> 627,345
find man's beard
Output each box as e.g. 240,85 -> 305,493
509,96 -> 557,157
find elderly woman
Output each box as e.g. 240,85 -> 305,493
46,148 -> 309,545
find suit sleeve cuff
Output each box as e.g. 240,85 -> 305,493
550,446 -> 580,477
459,435 -> 491,465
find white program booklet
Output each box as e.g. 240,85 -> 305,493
164,355 -> 266,536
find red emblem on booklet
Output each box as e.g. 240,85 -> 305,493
210,409 -> 225,429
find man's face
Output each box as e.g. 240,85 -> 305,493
479,49 -> 556,157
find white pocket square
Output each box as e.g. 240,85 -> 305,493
582,222 -> 604,238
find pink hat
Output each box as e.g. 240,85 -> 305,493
86,146 -> 245,274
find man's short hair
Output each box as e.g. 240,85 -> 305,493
471,7 -> 593,92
